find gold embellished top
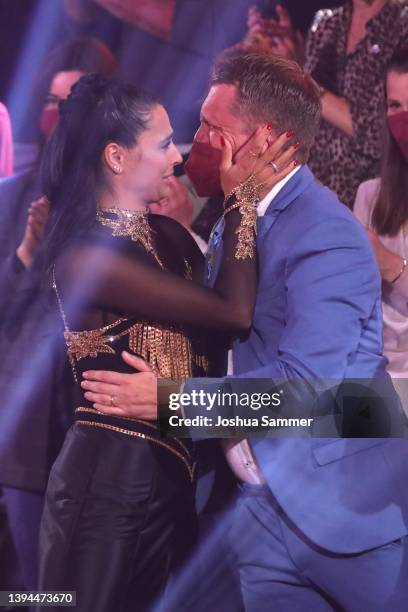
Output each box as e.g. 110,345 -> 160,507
54,209 -> 220,385
53,209 -> 227,480
61,315 -> 211,383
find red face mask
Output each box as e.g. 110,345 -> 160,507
39,107 -> 59,139
185,141 -> 224,197
388,111 -> 408,162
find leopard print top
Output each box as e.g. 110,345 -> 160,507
305,1 -> 408,208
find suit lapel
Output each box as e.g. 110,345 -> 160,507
257,166 -> 316,241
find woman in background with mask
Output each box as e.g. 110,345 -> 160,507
354,49 -> 408,412
1,37 -> 117,276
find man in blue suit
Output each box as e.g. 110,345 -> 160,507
82,53 -> 408,611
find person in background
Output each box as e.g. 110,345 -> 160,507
15,36 -> 117,173
240,1 -> 408,208
241,3 -> 305,63
0,37 -> 117,595
354,49 -> 408,412
306,0 -> 408,208
64,0 -> 177,41
0,102 -> 13,177
0,37 -> 117,299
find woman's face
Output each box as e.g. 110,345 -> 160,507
40,70 -> 84,137
46,70 -> 85,107
120,105 -> 182,203
386,70 -> 408,116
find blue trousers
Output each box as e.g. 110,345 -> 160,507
229,484 -> 408,612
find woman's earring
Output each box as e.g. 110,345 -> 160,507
113,165 -> 122,174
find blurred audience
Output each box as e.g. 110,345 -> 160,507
0,102 -> 13,177
65,0 -> 177,40
240,4 -> 305,63
354,49 -> 408,411
0,36 -> 117,594
306,0 -> 408,208
238,1 -> 408,208
94,0 -> 176,40
64,1 -> 281,143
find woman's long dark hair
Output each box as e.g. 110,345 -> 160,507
372,50 -> 408,236
41,74 -> 157,270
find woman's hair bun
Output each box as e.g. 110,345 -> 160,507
59,73 -> 110,120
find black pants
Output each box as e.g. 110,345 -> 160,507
38,424 -> 197,611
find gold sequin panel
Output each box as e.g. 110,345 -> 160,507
65,318 -> 209,380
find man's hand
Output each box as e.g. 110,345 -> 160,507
81,351 -> 158,419
366,228 -> 405,283
16,196 -> 50,269
149,176 -> 193,229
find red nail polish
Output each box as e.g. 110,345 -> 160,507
266,123 -> 273,131
220,136 -> 225,146
293,159 -> 299,167
293,141 -> 300,150
286,130 -> 294,138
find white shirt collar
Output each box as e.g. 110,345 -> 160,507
257,166 -> 301,217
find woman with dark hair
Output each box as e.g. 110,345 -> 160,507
37,73 -> 295,611
354,49 -> 408,410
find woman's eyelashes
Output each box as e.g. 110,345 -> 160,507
160,137 -> 173,150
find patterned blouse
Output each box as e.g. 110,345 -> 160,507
305,1 -> 408,208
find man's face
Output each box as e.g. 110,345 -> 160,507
194,84 -> 256,154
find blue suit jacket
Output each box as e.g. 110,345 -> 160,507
190,166 -> 408,553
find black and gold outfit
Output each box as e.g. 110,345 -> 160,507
306,1 -> 408,208
39,204 -> 257,612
